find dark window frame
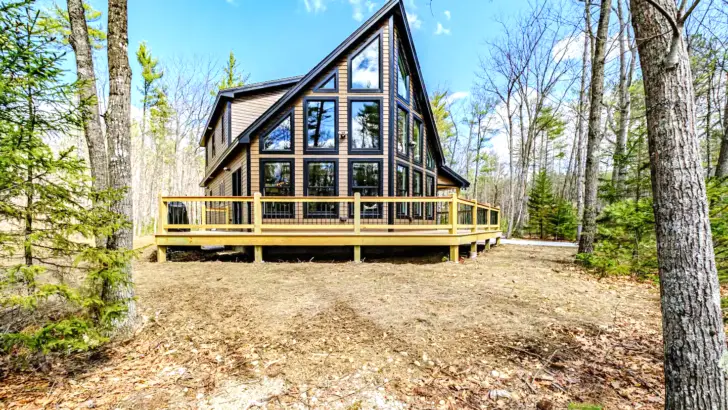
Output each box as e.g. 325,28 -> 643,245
412,115 -> 423,165
303,97 -> 339,155
347,31 -> 383,93
259,110 -> 295,154
347,96 -> 383,155
347,158 -> 384,219
425,143 -> 436,170
395,102 -> 410,160
259,159 -> 295,219
313,69 -> 339,93
395,162 -> 410,217
425,173 -> 436,220
412,168 -> 423,219
303,158 -> 339,219
396,46 -> 410,103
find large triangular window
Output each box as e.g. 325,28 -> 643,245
260,113 -> 293,153
349,36 -> 381,91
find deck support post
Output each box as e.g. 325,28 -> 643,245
495,236 -> 501,246
254,245 -> 263,263
449,193 -> 459,234
449,245 -> 459,262
157,245 -> 167,263
485,240 -> 491,251
353,245 -> 361,263
470,242 -> 477,259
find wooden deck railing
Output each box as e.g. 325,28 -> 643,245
157,192 -> 500,235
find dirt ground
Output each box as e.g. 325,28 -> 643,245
0,243 -> 664,409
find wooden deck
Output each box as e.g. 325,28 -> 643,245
155,193 -> 502,262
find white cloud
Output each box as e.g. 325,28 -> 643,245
446,91 -> 469,105
348,0 -> 378,22
303,0 -> 327,13
444,10 -> 451,20
434,22 -> 450,36
406,12 -> 422,30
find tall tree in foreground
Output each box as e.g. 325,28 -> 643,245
104,0 -> 137,333
631,0 -> 728,407
0,0 -> 132,353
578,0 -> 612,254
66,0 -> 107,246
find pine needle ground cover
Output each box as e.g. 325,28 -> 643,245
1,244 -> 664,409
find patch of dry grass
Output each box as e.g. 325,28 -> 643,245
0,244 -> 663,409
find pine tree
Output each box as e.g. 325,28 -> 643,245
216,51 -> 249,91
0,0 -> 132,354
550,200 -> 578,241
136,41 -> 163,137
527,170 -> 555,239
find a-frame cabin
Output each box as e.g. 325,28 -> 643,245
156,0 -> 501,263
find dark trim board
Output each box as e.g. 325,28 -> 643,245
347,96 -> 384,155
347,30 -> 385,94
259,109 -> 295,154
302,96 -> 340,155
387,14 -> 395,225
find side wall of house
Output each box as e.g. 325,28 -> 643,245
392,25 -> 438,202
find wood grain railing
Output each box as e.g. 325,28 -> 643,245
157,192 -> 500,235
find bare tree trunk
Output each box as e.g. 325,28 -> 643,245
67,0 -> 108,246
578,0 -> 611,254
715,72 -> 728,177
575,0 -> 591,239
104,0 -> 137,333
631,1 -> 728,408
611,0 -> 634,197
706,72 -> 714,176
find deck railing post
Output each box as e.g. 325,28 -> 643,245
156,194 -> 167,263
253,192 -> 262,234
472,203 -> 478,233
449,192 -> 458,234
157,194 -> 166,235
354,192 -> 361,234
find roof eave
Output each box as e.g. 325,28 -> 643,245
440,165 -> 470,189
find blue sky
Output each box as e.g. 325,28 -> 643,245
114,0 -> 530,107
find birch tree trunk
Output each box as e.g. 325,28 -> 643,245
578,0 -> 611,254
67,0 -> 108,240
631,0 -> 728,407
104,0 -> 137,333
575,0 -> 591,239
715,73 -> 728,177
